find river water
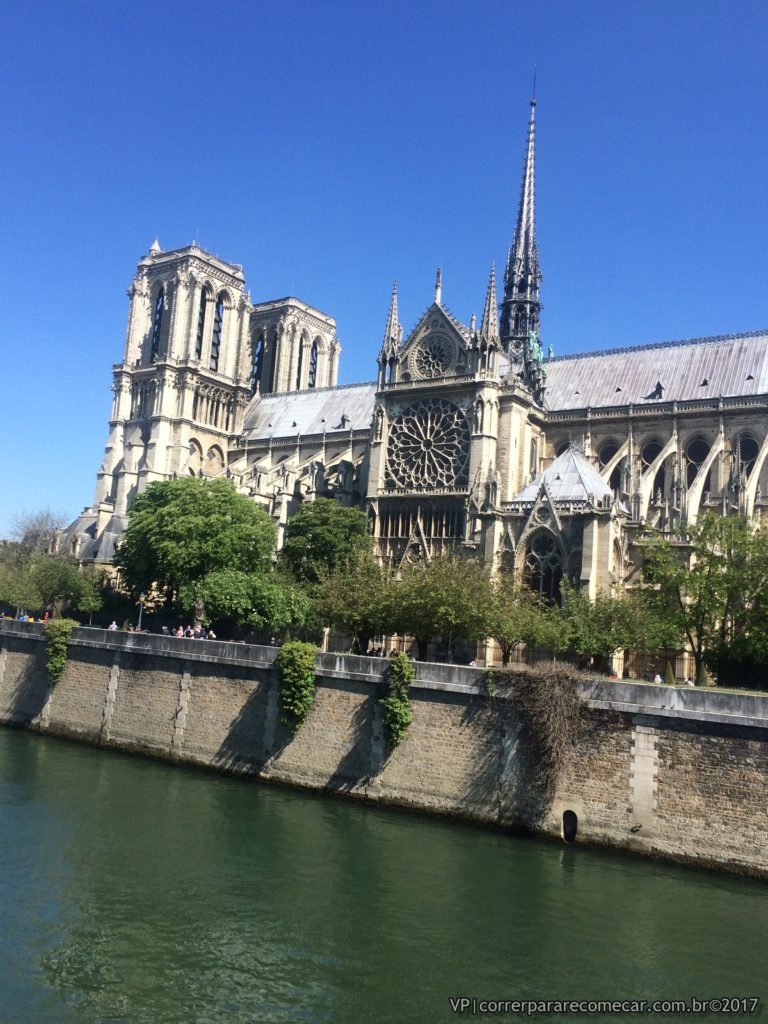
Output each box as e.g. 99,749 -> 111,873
1,728 -> 766,1024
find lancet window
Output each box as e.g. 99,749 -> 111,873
251,335 -> 264,394
295,335 -> 305,389
209,294 -> 224,371
195,287 -> 211,359
150,288 -> 164,363
308,339 -> 319,389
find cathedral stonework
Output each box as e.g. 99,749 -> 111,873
65,99 -> 768,602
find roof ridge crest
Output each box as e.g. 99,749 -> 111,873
547,328 -> 768,364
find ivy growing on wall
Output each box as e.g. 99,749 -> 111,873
43,618 -> 78,685
379,652 -> 415,748
275,641 -> 317,733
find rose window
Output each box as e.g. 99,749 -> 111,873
385,399 -> 470,490
412,335 -> 453,378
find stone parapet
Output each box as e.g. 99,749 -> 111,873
1,621 -> 766,877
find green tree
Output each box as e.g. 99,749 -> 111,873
114,478 -> 276,603
178,569 -> 309,632
0,559 -> 42,614
314,548 -> 396,653
487,574 -> 567,666
280,499 -> 371,586
561,583 -> 682,671
523,599 -> 572,659
30,555 -> 86,615
390,556 -> 492,660
642,513 -> 768,684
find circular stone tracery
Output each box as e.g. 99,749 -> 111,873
411,334 -> 454,378
385,398 -> 470,491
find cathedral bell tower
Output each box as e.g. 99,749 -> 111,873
94,240 -> 252,522
499,98 -> 546,404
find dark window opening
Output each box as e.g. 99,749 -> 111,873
195,289 -> 210,359
251,335 -> 264,394
150,288 -> 164,362
598,442 -> 619,470
525,532 -> 563,605
736,435 -> 759,477
210,295 -> 224,371
685,438 -> 710,487
308,340 -> 319,389
641,441 -> 663,469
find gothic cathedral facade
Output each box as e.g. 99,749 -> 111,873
67,100 -> 768,603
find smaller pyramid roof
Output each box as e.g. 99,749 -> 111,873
512,447 -> 612,505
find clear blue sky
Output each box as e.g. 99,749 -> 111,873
1,0 -> 767,537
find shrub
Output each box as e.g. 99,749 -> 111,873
43,618 -> 78,684
275,641 -> 317,733
379,652 -> 415,748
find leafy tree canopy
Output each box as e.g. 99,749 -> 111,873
178,569 -> 309,631
562,584 -> 679,662
314,548 -> 396,653
487,575 -> 568,665
390,556 -> 492,659
114,478 -> 276,601
0,554 -> 104,618
642,513 -> 768,679
280,499 -> 371,585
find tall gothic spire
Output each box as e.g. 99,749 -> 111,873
382,281 -> 401,349
480,263 -> 498,337
378,282 -> 402,387
509,99 -> 538,291
500,97 -> 545,403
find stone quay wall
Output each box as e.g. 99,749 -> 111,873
1,621 -> 767,878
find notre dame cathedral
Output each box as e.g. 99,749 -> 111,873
65,99 -> 768,604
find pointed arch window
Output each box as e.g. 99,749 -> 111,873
266,330 -> 279,393
210,293 -> 224,371
195,287 -> 211,359
525,532 -> 563,605
251,335 -> 264,394
308,339 -> 319,389
295,337 -> 305,390
150,288 -> 164,362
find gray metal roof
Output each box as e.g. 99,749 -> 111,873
243,382 -> 378,439
512,447 -> 613,504
544,330 -> 768,411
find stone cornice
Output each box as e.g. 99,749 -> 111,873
143,249 -> 245,290
250,298 -> 336,332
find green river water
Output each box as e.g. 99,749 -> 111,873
1,728 -> 766,1024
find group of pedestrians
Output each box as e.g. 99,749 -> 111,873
106,621 -> 217,640
163,624 -> 217,640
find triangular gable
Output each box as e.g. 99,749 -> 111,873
398,511 -> 431,569
399,303 -> 470,381
519,479 -> 565,551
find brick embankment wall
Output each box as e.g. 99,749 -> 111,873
1,622 -> 766,878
